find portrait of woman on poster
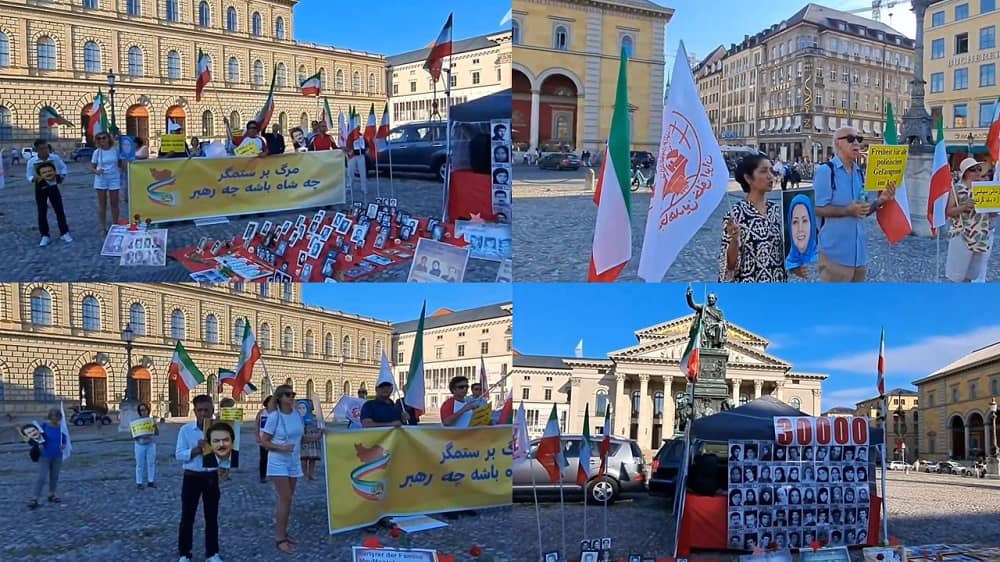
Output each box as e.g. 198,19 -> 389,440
783,192 -> 818,271
744,488 -> 757,505
729,466 -> 742,484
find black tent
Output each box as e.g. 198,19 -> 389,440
690,396 -> 884,445
449,89 -> 511,122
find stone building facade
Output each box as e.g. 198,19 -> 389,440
0,0 -> 383,153
0,282 -> 390,418
854,388 -> 920,461
513,314 -> 826,456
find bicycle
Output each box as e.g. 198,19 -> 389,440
630,164 -> 654,191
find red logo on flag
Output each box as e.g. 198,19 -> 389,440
655,111 -> 719,229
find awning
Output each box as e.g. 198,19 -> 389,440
80,363 -> 107,378
784,116 -> 792,132
759,119 -> 765,132
793,115 -> 802,131
946,144 -> 989,155
815,115 -> 824,131
129,366 -> 151,380
828,118 -> 837,132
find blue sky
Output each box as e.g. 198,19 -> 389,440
290,0 -> 510,56
514,283 -> 1000,411
656,0 -> 915,71
301,284 -> 511,324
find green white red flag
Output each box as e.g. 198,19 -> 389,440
376,103 -> 391,152
364,103 -> 377,158
403,302 -> 427,415
988,96 -> 1000,181
928,117 -> 950,234
255,66 -> 277,131
680,314 -> 702,382
513,401 -> 530,463
321,98 -> 336,132
598,406 -> 612,476
536,403 -> 568,482
232,319 -> 261,398
577,403 -> 593,486
300,71 -> 322,96
169,341 -> 205,398
497,392 -> 513,424
195,49 -> 211,102
40,106 -> 72,127
87,91 -> 109,137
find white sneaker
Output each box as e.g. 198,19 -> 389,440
178,558 -> 192,562
206,555 -> 224,562
39,236 -> 50,247
61,233 -> 73,242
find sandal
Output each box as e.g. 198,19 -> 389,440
28,499 -> 39,509
275,539 -> 296,555
48,495 -> 61,504
286,535 -> 299,545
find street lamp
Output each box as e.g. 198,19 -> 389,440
106,69 -> 119,136
893,392 -> 907,464
990,397 -> 998,477
122,323 -> 135,401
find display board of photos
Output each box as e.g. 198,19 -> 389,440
726,416 -> 874,552
490,119 -> 512,221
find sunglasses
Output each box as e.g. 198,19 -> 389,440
281,391 -> 296,397
455,385 -> 469,390
837,135 -> 864,144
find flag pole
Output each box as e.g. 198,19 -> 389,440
442,37 -> 453,223
374,140 -> 382,199
530,455 -> 545,561
559,463 -> 567,562
603,406 -> 611,540
672,379 -> 696,559
879,393 -> 890,545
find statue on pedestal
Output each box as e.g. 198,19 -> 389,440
686,287 -> 727,349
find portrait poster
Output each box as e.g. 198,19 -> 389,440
296,399 -> 315,425
203,419 -> 239,469
18,421 -> 45,444
118,135 -> 137,161
454,221 -> 513,262
407,238 -> 470,283
120,229 -> 169,266
781,189 -> 818,271
130,418 -> 156,438
490,119 -> 510,143
101,225 -> 129,257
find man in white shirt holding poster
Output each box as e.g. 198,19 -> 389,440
174,394 -> 224,562
440,376 -> 487,428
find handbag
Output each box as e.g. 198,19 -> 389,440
29,442 -> 40,462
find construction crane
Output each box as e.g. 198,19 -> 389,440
844,0 -> 898,23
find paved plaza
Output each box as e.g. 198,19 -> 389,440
513,166 -> 1000,283
0,421 -> 511,561
0,161 -> 500,282
511,471 -> 1000,561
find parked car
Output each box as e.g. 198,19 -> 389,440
630,150 -> 655,169
512,434 -> 646,504
937,461 -> 964,474
648,439 -> 684,497
71,146 -> 96,162
21,147 -> 37,160
887,460 -> 909,471
372,121 -> 449,181
922,461 -> 941,473
70,409 -> 113,426
538,153 -> 580,171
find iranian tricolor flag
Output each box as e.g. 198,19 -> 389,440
338,110 -> 348,149
928,117 -> 951,235
535,403 -> 568,483
255,67 -> 277,131
346,106 -> 362,148
195,49 -> 211,102
321,98 -> 336,132
497,392 -> 513,424
680,314 -> 703,382
875,102 -> 912,244
87,91 -> 109,137
168,342 -> 205,398
988,96 -> 1000,181
364,103 -> 377,158
403,302 -> 427,415
598,407 -> 612,476
513,402 -> 530,463
877,327 -> 886,396
588,47 -> 632,282
577,403 -> 593,486
424,13 -> 453,82
40,106 -> 72,127
233,319 -> 261,399
376,103 -> 391,152
300,71 -> 322,96
479,355 -> 489,396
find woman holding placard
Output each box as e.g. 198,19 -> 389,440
946,158 -> 996,282
133,402 -> 159,490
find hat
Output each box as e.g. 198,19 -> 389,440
959,157 -> 981,177
376,381 -> 393,388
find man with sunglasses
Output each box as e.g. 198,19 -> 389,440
813,126 -> 896,281
440,376 -> 483,428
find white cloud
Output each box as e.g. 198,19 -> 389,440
807,325 -> 1000,377
823,386 -> 880,410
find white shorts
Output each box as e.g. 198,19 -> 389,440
266,451 -> 303,478
945,235 -> 987,282
94,175 -> 122,191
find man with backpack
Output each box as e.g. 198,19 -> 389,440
814,126 -> 896,281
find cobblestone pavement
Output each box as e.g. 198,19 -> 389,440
513,168 -> 1000,283
0,422 -> 511,562
512,471 -> 1000,562
0,162 -> 500,282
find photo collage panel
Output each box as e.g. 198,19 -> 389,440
491,119 -> 512,221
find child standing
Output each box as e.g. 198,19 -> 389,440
90,133 -> 124,235
26,139 -> 72,246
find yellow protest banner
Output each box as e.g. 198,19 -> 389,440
972,182 -> 1000,213
325,426 -> 512,533
127,151 -> 345,223
130,418 -> 156,438
470,404 -> 493,426
235,142 -> 261,157
864,145 -> 908,191
221,407 -> 244,422
160,134 -> 187,154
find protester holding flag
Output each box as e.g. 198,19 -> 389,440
28,408 -> 68,509
255,395 -> 276,483
89,131 -> 125,236
719,153 -> 804,282
813,126 -> 896,282
133,402 -> 159,491
175,394 -> 224,562
945,157 -> 996,282
237,120 -> 268,157
440,376 -> 479,428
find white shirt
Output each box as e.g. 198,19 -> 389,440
91,146 -> 121,178
175,420 -> 214,472
352,137 -> 366,152
26,154 -> 69,183
263,410 -> 304,460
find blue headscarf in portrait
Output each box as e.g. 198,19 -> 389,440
785,193 -> 818,270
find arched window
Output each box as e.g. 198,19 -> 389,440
166,50 -> 181,80
276,63 -> 286,87
30,288 -> 52,325
258,323 -> 274,351
343,380 -> 351,397
553,25 -> 569,51
621,35 -> 634,59
233,317 -> 245,345
33,366 -> 55,401
128,46 -> 143,77
368,73 -> 376,93
227,57 -> 239,82
374,340 -> 383,360
342,335 -> 352,358
319,68 -> 327,90
512,20 -> 520,44
282,326 -> 293,351
631,391 -> 641,416
201,110 -> 214,136
198,1 -> 210,27
37,37 -> 56,70
0,107 -> 10,140
282,283 -> 292,301
165,0 -> 178,22
253,59 -> 264,86
335,69 -> 344,90
595,390 -> 608,416
83,41 -> 101,74
325,380 -> 333,402
352,71 -> 360,92
275,16 -> 286,40
992,378 -> 999,397
226,7 -> 238,32
0,369 -> 5,401
324,332 -> 333,357
81,296 -> 100,331
252,12 -> 262,37
284,377 -> 293,388
298,64 -> 308,85
791,397 -> 802,410
205,314 -> 218,344
129,303 -> 146,336
359,337 -> 368,359
170,309 -> 185,340
306,379 -> 315,398
229,111 -> 240,128
653,391 -> 664,418
305,330 -> 315,355
0,32 -> 9,67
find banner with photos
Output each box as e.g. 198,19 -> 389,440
120,229 -> 168,266
407,238 -> 471,283
491,119 -> 512,220
454,220 -> 512,262
727,416 -> 874,552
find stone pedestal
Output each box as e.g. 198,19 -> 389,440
904,151 -> 935,237
988,457 -> 1000,479
693,348 -> 731,419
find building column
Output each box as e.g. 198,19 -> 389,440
637,374 -> 652,450
775,380 -> 786,401
613,374 -> 629,436
753,379 -> 763,399
529,89 -> 540,150
965,423 -> 972,459
568,378 -> 582,434
731,378 -> 742,402
662,375 -> 676,436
